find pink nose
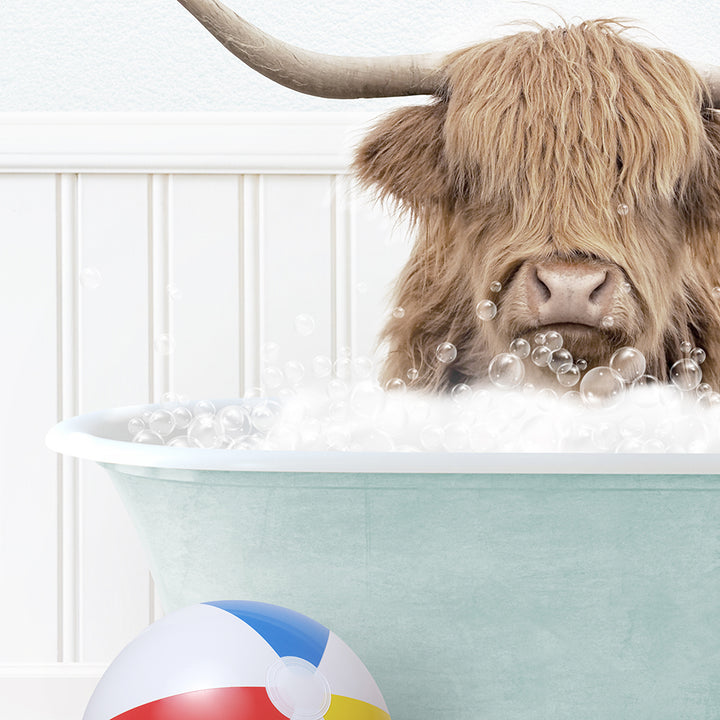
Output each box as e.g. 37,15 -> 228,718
526,261 -> 615,326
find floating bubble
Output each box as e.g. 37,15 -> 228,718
617,203 -> 630,216
630,374 -> 662,407
690,347 -> 706,365
696,383 -> 713,399
392,306 -> 406,319
490,281 -> 502,293
536,388 -> 558,411
580,366 -> 625,409
333,357 -> 353,380
217,405 -> 251,439
531,345 -> 552,367
488,352 -> 526,389
713,286 -> 720,299
385,377 -> 407,392
670,358 -> 702,391
407,367 -> 419,381
698,392 -> 720,409
601,315 -> 615,329
294,314 -> 316,336
475,300 -> 497,321
327,378 -> 349,401
128,416 -> 145,436
79,267 -> 102,289
250,400 -> 281,433
352,356 -> 374,379
534,332 -> 547,346
509,338 -> 531,359
620,281 -> 632,295
167,283 -> 183,301
451,383 -> 473,403
350,381 -> 385,419
312,355 -> 333,378
173,406 -> 193,430
544,331 -> 563,351
154,333 -> 175,355
262,365 -> 285,389
193,399 -> 216,417
187,416 -> 223,449
263,341 -> 281,363
680,341 -> 692,354
148,409 -> 176,437
609,346 -> 646,383
556,363 -> 581,387
132,429 -> 164,445
436,342 -> 458,364
548,348 -> 573,373
576,359 -> 588,371
283,360 -> 305,385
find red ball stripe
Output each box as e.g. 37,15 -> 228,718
111,686 -> 288,720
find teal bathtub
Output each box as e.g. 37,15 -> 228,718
47,402 -> 720,720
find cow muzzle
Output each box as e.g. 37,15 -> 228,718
525,260 -> 616,328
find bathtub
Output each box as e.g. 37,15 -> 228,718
47,400 -> 720,720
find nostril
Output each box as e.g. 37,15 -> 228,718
533,268 -> 551,303
589,272 -> 610,304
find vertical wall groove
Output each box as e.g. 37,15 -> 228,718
241,175 -> 262,394
57,172 -> 80,663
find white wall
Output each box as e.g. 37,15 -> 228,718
1,0 -> 718,112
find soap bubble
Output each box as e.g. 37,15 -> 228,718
327,378 -> 349,401
217,404 -> 251,439
620,281 -> 632,294
548,348 -> 573,373
556,363 -> 581,387
669,358 -> 702,391
262,341 -> 281,363
187,416 -> 223,449
713,286 -> 720,299
680,341 -> 692,354
154,333 -> 175,355
544,331 -> 563,351
420,425 -> 445,451
609,346 -> 646,383
262,365 -> 285,389
490,281 -> 502,293
328,400 -> 350,423
352,356 -> 374,379
407,367 -> 419,381
601,315 -> 615,329
251,400 -> 281,433
488,352 -> 525,389
696,383 -> 713,399
475,300 -> 497,320
312,355 -> 333,378
79,267 -> 102,289
385,377 -> 407,392
193,400 -> 216,417
333,356 -> 353,380
580,366 -> 625,409
173,405 -> 193,430
128,416 -> 145,436
630,374 -> 662,406
534,332 -> 547,346
690,347 -> 706,365
167,435 -> 192,447
576,359 -> 588,371
509,338 -> 531,359
531,345 -> 552,367
294,314 -> 316,336
617,203 -> 630,216
283,360 -> 305,385
167,283 -> 183,301
392,306 -> 406,319
148,409 -> 176,437
132,429 -> 164,445
350,381 -> 385,419
436,342 -> 458,364
451,383 -> 473,403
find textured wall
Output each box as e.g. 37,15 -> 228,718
1,0 -> 719,112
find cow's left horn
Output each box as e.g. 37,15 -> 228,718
695,64 -> 720,108
175,0 -> 446,98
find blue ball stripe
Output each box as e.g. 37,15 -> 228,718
205,601 -> 330,667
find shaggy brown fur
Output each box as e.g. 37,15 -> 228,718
354,20 -> 720,391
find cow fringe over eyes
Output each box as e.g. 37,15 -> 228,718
354,19 -> 720,391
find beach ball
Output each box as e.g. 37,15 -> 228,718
84,600 -> 390,720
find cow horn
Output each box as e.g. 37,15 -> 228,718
695,64 -> 720,108
175,0 -> 446,98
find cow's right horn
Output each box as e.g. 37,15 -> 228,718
176,0 -> 447,99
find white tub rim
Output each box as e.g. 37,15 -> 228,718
44,400 -> 720,475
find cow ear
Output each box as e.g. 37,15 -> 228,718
353,101 -> 450,215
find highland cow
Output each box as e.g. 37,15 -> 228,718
175,2 -> 720,391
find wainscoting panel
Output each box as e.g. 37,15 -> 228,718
0,113 -> 412,718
